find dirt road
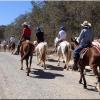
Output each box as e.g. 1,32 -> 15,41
0,52 -> 100,99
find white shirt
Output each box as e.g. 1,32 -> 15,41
10,37 -> 15,43
58,30 -> 67,41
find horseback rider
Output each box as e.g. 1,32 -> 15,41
14,22 -> 32,55
2,40 -> 7,46
73,21 -> 94,70
54,26 -> 67,51
36,27 -> 44,44
9,35 -> 16,45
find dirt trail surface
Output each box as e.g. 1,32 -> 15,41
0,52 -> 100,99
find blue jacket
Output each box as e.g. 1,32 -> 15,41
78,27 -> 94,46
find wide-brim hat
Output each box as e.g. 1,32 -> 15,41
22,22 -> 29,26
60,26 -> 65,30
81,21 -> 91,27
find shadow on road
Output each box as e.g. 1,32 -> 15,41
46,64 -> 64,71
85,68 -> 92,72
47,58 -> 58,62
30,68 -> 64,79
87,84 -> 98,92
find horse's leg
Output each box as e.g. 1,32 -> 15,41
20,48 -> 24,70
67,50 -> 72,70
92,65 -> 98,76
64,56 -> 67,69
79,66 -> 87,88
42,50 -> 46,69
21,60 -> 23,70
96,75 -> 100,94
62,51 -> 68,69
29,56 -> 33,72
5,46 -> 6,52
44,61 -> 46,69
26,58 -> 28,70
26,57 -> 30,76
57,53 -> 60,66
79,67 -> 83,84
42,60 -> 46,69
62,54 -> 65,63
93,65 -> 100,93
37,52 -> 40,65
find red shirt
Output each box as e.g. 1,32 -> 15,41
22,27 -> 31,37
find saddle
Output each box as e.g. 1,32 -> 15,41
79,42 -> 92,59
80,43 -> 100,59
80,48 -> 88,59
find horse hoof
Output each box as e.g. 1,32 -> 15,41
57,64 -> 60,66
27,73 -> 29,76
78,69 -> 80,72
63,61 -> 65,63
67,68 -> 69,70
44,67 -> 46,70
28,69 -> 31,73
21,68 -> 23,70
79,81 -> 82,84
64,66 -> 66,69
84,85 -> 87,89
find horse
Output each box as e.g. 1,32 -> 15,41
71,37 -> 100,93
55,37 -> 71,70
35,41 -> 47,69
20,40 -> 35,76
1,40 -> 7,52
3,44 -> 7,52
8,42 -> 16,54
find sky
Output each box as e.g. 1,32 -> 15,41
0,1 -> 33,25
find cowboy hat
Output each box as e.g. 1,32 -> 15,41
22,22 -> 29,26
60,26 -> 65,30
81,21 -> 91,27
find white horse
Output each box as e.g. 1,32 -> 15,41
35,41 -> 48,69
55,37 -> 71,70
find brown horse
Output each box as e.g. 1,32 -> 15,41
71,38 -> 100,93
3,44 -> 7,52
8,42 -> 16,54
20,40 -> 35,76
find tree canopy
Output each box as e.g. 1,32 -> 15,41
1,1 -> 100,45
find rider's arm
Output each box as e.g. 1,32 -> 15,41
78,29 -> 85,43
58,33 -> 60,39
20,28 -> 25,40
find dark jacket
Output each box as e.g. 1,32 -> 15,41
36,31 -> 44,43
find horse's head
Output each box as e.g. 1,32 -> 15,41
70,37 -> 79,50
33,40 -> 38,46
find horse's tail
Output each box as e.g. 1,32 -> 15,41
21,43 -> 33,60
41,44 -> 47,62
64,44 -> 71,62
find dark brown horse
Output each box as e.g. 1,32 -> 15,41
8,42 -> 16,54
71,38 -> 100,93
20,40 -> 35,76
3,44 -> 7,52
